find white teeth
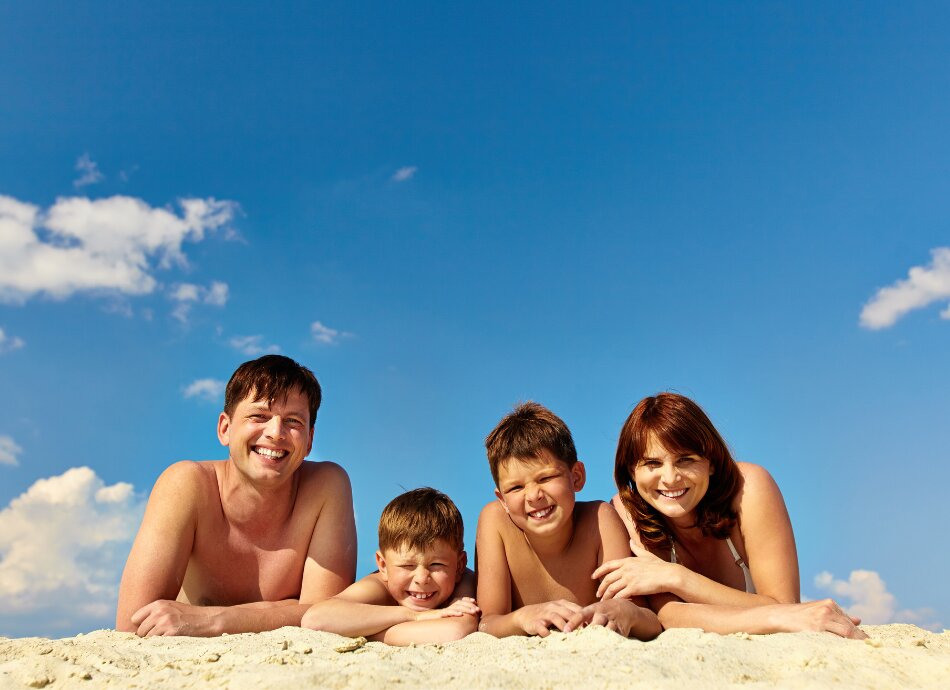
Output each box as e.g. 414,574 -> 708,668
529,506 -> 555,519
658,488 -> 687,498
409,592 -> 435,600
255,447 -> 286,459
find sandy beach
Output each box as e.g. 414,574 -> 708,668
1,624 -> 947,689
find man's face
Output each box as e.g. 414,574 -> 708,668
217,388 -> 314,484
376,539 -> 465,611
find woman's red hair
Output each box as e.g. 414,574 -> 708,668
614,393 -> 743,550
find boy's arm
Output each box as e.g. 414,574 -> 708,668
475,502 -> 581,637
302,577 -> 418,637
371,613 -> 478,646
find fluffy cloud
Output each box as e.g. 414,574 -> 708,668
169,280 -> 229,322
229,334 -> 280,356
814,570 -> 942,630
860,247 -> 950,329
311,320 -> 351,345
0,327 -> 25,354
0,435 -> 22,466
391,166 -> 417,182
0,194 -> 237,304
183,378 -> 225,403
73,153 -> 104,188
0,467 -> 145,634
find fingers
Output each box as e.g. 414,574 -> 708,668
129,601 -> 156,625
563,611 -> 588,633
591,560 -> 621,580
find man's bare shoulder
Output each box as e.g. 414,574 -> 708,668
296,460 -> 351,492
151,461 -> 219,503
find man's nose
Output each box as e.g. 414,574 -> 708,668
264,416 -> 286,439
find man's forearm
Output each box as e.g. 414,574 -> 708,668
215,602 -> 311,634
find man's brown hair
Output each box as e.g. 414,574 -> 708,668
484,402 -> 578,485
224,355 -> 322,429
378,488 -> 465,553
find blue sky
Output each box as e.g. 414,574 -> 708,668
1,2 -> 948,637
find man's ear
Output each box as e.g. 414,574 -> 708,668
306,426 -> 314,457
375,550 -> 388,581
494,488 -> 509,514
456,550 -> 467,583
571,460 -> 587,492
216,412 -> 231,447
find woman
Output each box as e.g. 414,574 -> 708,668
597,393 -> 865,638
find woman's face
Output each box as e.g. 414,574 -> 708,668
632,434 -> 714,527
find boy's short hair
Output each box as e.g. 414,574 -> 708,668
224,355 -> 322,429
378,488 -> 464,553
484,401 -> 578,485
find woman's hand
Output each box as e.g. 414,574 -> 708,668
594,542 -> 681,599
770,599 -> 867,639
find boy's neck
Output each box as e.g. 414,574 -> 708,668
522,509 -> 577,558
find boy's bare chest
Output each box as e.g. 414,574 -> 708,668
505,538 -> 600,607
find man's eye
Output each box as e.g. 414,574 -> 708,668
249,415 -> 268,422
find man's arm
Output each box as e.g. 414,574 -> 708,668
475,502 -> 581,637
115,462 -> 199,632
299,462 -> 358,603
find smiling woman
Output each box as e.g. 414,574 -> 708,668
600,393 -> 867,639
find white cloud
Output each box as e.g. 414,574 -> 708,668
183,378 -> 225,402
860,247 -> 950,329
73,153 -> 104,188
169,281 -> 229,322
391,166 -> 418,182
229,334 -> 280,355
813,570 -> 942,630
0,467 -> 145,630
0,436 -> 22,466
0,194 -> 238,304
311,320 -> 352,345
0,327 -> 25,354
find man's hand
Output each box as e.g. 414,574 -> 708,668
513,600 -> 583,637
563,599 -> 653,638
594,541 -> 679,599
414,597 -> 481,622
130,600 -> 225,637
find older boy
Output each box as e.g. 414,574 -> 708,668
116,355 -> 357,636
476,402 -> 661,639
302,488 -> 479,645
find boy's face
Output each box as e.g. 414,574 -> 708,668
376,539 -> 465,611
494,450 -> 586,538
216,388 -> 314,484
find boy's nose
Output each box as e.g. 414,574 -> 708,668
414,567 -> 431,583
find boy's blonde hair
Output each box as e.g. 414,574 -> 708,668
378,487 -> 464,553
484,402 -> 578,485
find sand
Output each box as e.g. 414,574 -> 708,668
1,624 -> 948,689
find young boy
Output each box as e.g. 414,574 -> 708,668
302,487 -> 479,645
476,402 -> 661,639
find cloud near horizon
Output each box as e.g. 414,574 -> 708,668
860,247 -> 950,329
813,570 -> 942,630
0,467 -> 145,635
0,194 -> 238,305
183,378 -> 225,403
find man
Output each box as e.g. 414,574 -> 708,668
116,355 -> 357,636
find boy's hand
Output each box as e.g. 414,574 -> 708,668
514,600 -> 583,637
594,546 -> 678,599
562,599 -> 642,637
414,597 -> 480,622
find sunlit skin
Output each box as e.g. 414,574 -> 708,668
301,539 -> 480,645
476,451 -> 661,640
115,387 -> 357,637
595,433 -> 867,639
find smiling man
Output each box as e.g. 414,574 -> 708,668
115,355 -> 357,636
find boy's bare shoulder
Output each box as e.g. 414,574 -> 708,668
477,499 -> 508,525
336,571 -> 394,605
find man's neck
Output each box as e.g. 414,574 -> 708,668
218,461 -> 299,535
